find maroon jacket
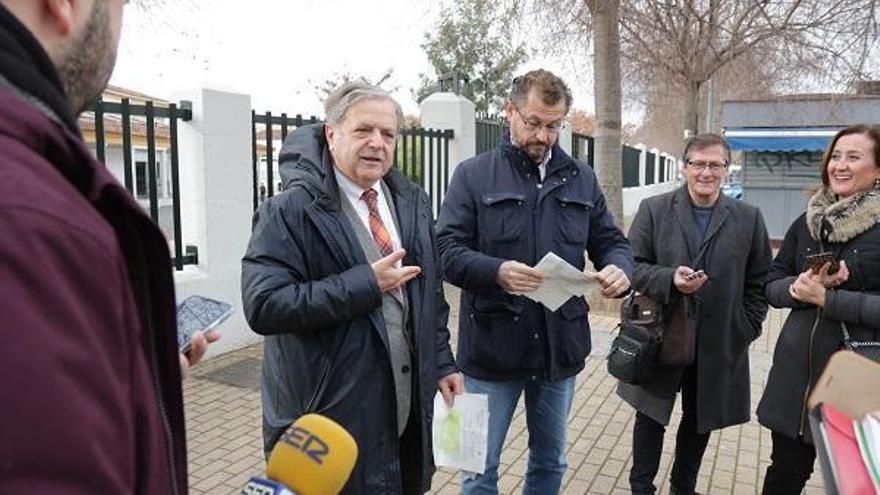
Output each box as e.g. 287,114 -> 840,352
0,85 -> 188,493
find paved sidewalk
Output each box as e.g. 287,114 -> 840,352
184,287 -> 826,494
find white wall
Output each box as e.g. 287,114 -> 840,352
173,89 -> 261,358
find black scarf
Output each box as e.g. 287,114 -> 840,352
0,4 -> 93,194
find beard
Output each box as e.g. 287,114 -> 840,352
57,0 -> 118,116
523,142 -> 549,163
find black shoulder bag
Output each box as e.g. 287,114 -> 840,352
841,322 -> 880,363
607,292 -> 664,384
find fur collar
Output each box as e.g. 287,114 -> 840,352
806,186 -> 880,243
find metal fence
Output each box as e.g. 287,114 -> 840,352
251,113 -> 453,216
622,145 -> 641,187
395,127 -> 454,216
475,114 -> 505,155
88,98 -> 195,270
645,151 -> 656,185
251,112 -> 321,209
571,132 -> 594,168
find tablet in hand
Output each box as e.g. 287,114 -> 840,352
177,295 -> 233,353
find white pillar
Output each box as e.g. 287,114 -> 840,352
636,143 -> 647,187
173,88 -> 260,357
420,92 -> 476,179
557,124 -> 573,156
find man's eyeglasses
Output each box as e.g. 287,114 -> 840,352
511,105 -> 566,134
686,160 -> 728,173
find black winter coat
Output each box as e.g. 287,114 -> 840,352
758,187 -> 880,442
241,125 -> 456,494
617,187 -> 771,432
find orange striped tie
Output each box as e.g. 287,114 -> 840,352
361,188 -> 394,257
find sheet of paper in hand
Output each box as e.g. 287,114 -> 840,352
509,251 -> 597,311
432,392 -> 489,474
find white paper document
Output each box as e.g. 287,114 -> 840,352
510,252 -> 597,311
856,411 -> 880,491
432,392 -> 488,474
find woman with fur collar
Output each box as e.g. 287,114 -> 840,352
758,125 -> 880,494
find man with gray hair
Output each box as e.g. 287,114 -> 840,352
242,80 -> 462,494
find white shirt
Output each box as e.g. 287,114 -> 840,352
334,167 -> 402,254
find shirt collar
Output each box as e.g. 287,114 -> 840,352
334,166 -> 382,203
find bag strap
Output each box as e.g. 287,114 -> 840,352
840,321 -> 852,343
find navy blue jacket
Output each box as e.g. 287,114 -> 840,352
241,125 -> 456,494
436,134 -> 633,381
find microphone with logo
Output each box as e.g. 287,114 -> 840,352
241,414 -> 359,495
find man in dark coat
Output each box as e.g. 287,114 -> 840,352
0,1 -> 215,493
617,133 -> 771,495
436,69 -> 633,495
241,81 -> 461,495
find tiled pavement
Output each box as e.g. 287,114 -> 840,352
184,286 -> 826,494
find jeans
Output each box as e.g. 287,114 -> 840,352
760,431 -> 816,495
461,375 -> 576,495
629,365 -> 710,495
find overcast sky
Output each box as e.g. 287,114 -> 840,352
110,0 -> 598,118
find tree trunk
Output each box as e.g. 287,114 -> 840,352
588,0 -> 624,228
683,80 -> 701,138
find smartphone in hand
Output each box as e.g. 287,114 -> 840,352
177,295 -> 233,353
804,252 -> 840,275
684,270 -> 705,281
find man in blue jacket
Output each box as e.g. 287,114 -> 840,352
436,69 -> 633,495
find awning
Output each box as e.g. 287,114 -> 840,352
723,127 -> 842,151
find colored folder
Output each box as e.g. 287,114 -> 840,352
821,403 -> 877,495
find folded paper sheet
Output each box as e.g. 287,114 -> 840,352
432,392 -> 489,474
510,252 -> 597,311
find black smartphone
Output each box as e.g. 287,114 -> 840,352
177,295 -> 233,353
804,252 -> 840,275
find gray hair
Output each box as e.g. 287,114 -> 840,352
323,80 -> 404,128
682,133 -> 731,164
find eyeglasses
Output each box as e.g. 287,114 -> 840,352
686,160 -> 728,173
511,105 -> 566,134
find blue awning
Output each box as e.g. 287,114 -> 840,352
723,127 -> 842,151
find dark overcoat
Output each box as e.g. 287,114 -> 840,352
618,186 -> 771,432
241,125 -> 456,494
758,188 -> 880,442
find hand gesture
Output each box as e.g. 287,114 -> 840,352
789,269 -> 827,307
595,264 -> 630,298
673,266 -> 707,294
496,260 -> 544,292
179,329 -> 222,381
816,259 -> 849,289
372,249 -> 421,293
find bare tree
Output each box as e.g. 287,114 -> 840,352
632,50 -> 779,152
510,0 -> 627,223
619,0 -> 880,135
587,0 -> 625,226
311,69 -> 397,102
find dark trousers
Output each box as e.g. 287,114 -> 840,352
761,431 -> 816,495
629,365 -> 710,495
